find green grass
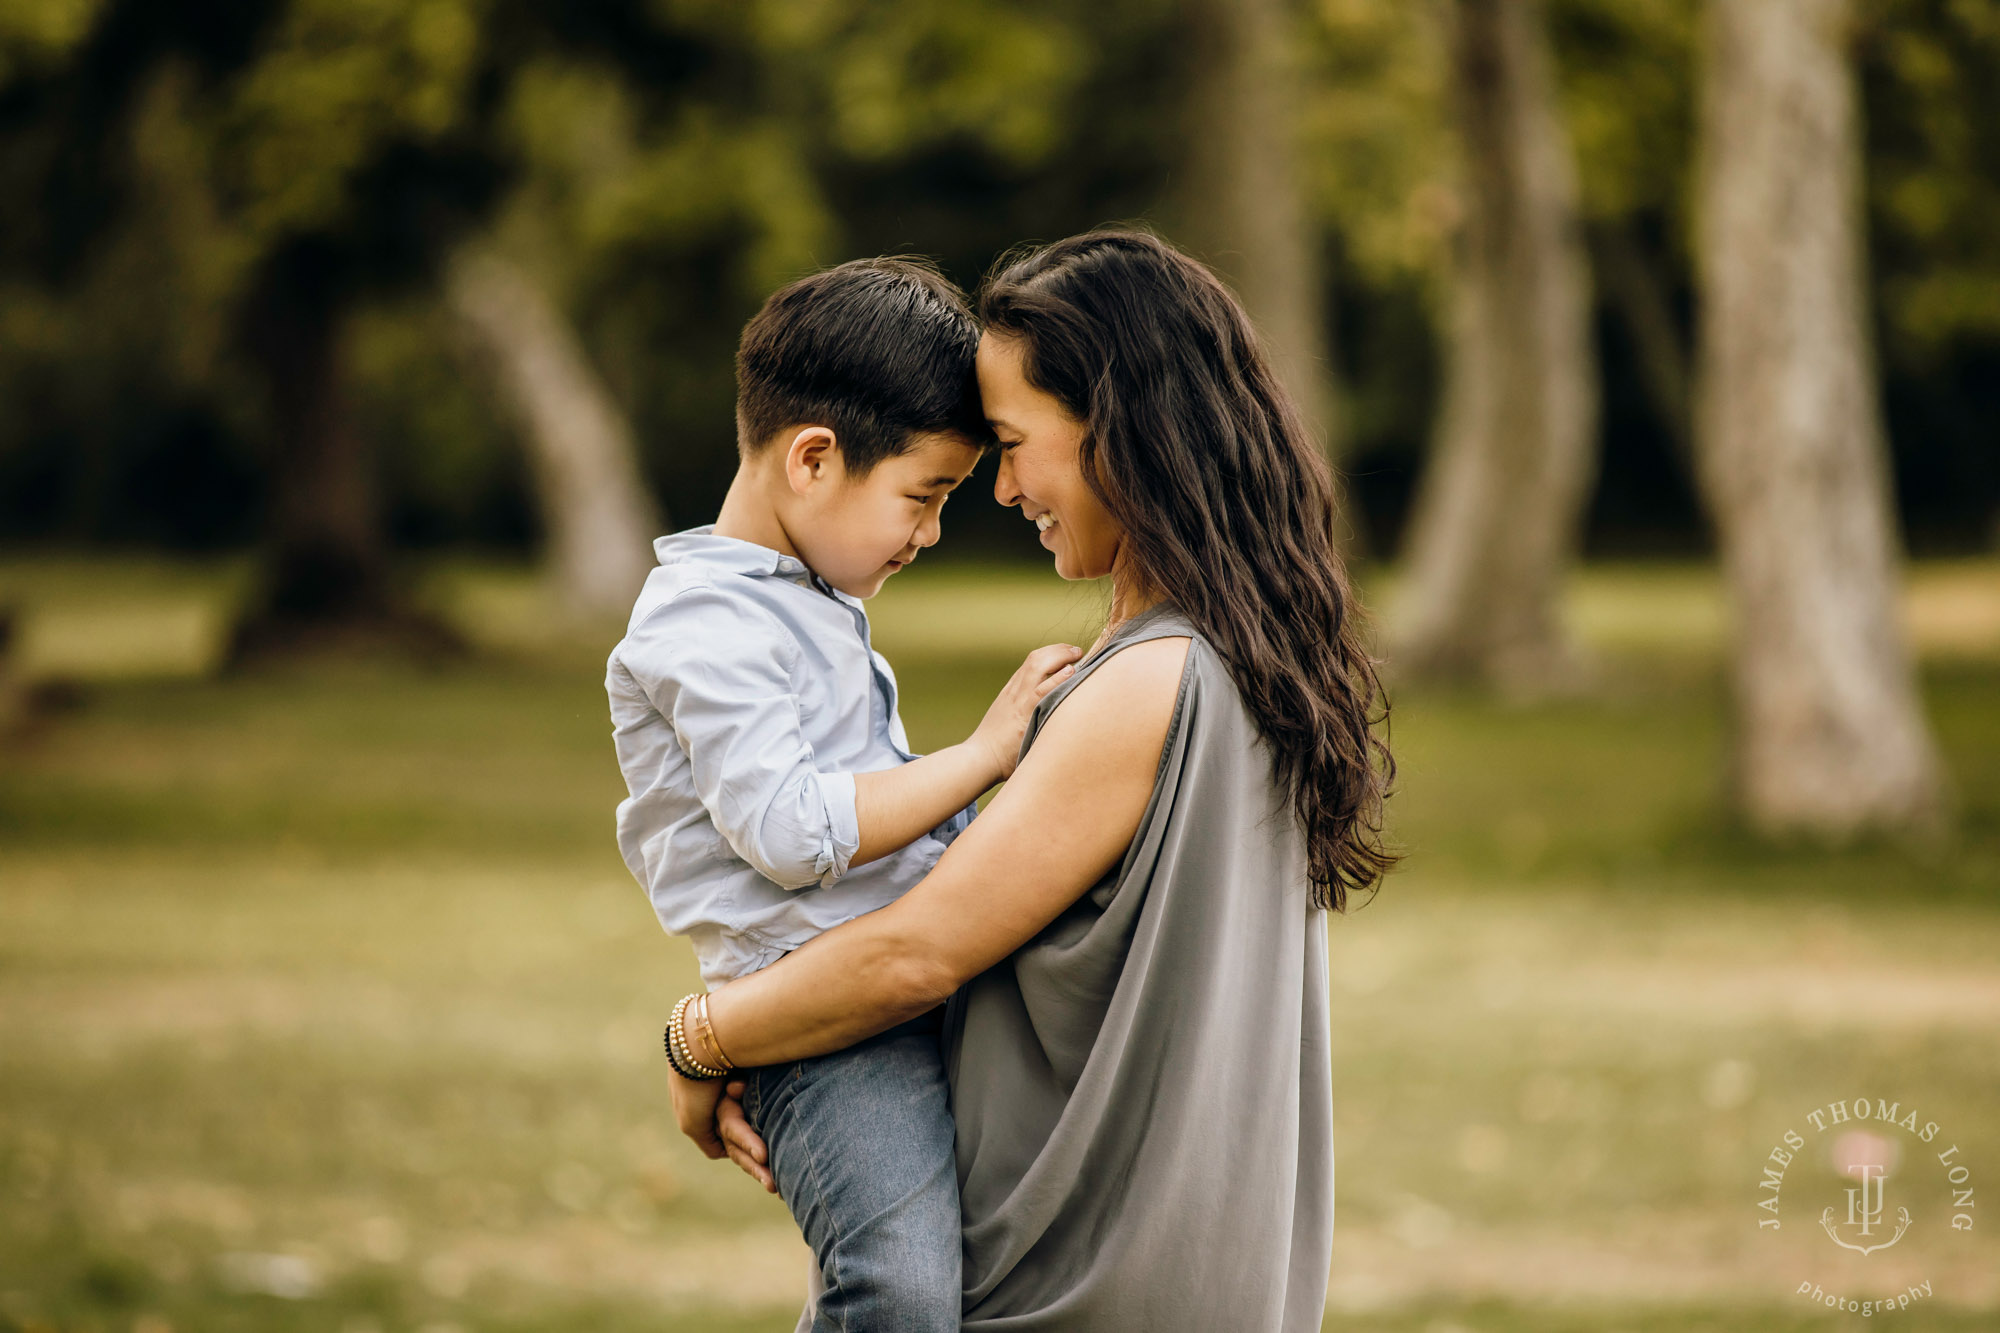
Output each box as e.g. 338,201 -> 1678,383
2,554 -> 1998,1331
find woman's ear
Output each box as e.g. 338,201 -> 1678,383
782,426 -> 842,495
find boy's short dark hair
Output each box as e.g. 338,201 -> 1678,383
735,256 -> 990,476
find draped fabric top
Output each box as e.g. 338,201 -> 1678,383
943,599 -> 1335,1331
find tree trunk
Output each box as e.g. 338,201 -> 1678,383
231,242 -> 455,661
1392,0 -> 1599,691
1175,0 -> 1343,462
447,248 -> 663,619
1693,0 -> 1947,837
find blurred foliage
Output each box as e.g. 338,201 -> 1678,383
0,0 -> 1994,557
0,0 -> 105,84
1865,0 -> 2000,355
1303,0 -> 1452,287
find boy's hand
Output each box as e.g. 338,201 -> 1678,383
971,643 -> 1084,781
850,642 -> 1082,867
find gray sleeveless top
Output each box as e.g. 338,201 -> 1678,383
942,599 -> 1334,1330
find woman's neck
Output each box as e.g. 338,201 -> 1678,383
1108,581 -> 1161,628
1091,550 -> 1162,656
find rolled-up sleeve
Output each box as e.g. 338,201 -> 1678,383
622,585 -> 860,889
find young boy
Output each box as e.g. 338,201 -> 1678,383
605,257 -> 1078,1331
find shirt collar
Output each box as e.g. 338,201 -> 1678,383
653,524 -> 862,607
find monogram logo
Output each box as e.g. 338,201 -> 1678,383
1818,1162 -> 1911,1256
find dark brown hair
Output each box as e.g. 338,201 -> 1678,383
735,256 -> 988,475
979,229 -> 1397,910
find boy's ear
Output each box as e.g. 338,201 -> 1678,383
781,426 -> 842,495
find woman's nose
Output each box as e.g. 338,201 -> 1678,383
993,450 -> 1019,506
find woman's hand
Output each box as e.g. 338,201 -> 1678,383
669,1069 -> 776,1192
715,1085 -> 775,1192
669,1067 -> 727,1157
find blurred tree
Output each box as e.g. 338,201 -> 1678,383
1694,0 -> 1948,838
0,0 -> 504,653
1294,1 -> 1449,548
459,0 -> 1089,557
216,0 -> 497,655
1173,0 -> 1342,460
4,0 -> 1992,570
0,0 -> 1088,639
446,246 -> 660,617
1392,0 -> 1599,691
236,238 -> 417,653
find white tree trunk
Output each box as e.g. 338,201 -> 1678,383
1694,0 -> 1947,837
1177,0 -> 1342,458
447,248 -> 662,619
1393,0 -> 1599,691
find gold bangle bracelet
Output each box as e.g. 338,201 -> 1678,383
694,993 -> 735,1072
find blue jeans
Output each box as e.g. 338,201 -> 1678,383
740,1008 -> 960,1333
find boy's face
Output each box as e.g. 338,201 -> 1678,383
785,431 -> 984,599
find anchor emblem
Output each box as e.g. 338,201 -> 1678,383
1819,1162 -> 1913,1256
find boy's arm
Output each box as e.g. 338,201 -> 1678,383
850,642 -> 1080,868
626,587 -> 869,889
624,585 -> 1076,888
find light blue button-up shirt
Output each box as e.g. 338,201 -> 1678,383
607,524 -> 979,987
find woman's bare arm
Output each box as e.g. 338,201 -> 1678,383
848,642 -> 1079,868
700,634 -> 1191,1068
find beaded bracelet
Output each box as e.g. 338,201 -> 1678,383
665,993 -> 730,1080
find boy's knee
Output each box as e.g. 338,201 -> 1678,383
823,1265 -> 958,1333
821,1204 -> 959,1330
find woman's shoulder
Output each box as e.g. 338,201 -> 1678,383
1006,645 -> 1184,842
1083,634 -> 1191,706
1033,625 -> 1190,759
1086,600 -> 1200,664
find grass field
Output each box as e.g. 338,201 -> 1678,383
1,554 -> 1997,1332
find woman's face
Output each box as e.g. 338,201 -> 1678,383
977,332 -> 1124,581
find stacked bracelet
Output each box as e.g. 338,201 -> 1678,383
692,992 -> 734,1071
665,993 -> 731,1080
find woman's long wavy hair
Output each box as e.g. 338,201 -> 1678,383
979,229 -> 1397,911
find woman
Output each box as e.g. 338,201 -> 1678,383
670,229 -> 1396,1329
